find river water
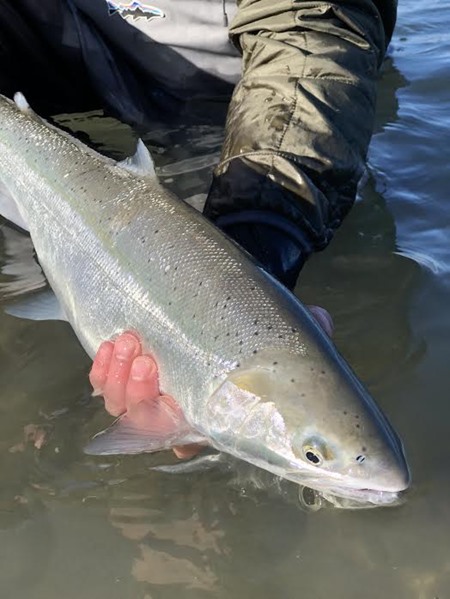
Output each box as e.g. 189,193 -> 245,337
1,2 -> 449,598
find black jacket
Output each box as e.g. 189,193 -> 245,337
0,0 -> 397,287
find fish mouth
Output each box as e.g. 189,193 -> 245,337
293,475 -> 408,509
283,467 -> 409,509
319,485 -> 405,509
298,484 -> 406,511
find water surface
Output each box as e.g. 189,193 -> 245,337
1,2 -> 450,597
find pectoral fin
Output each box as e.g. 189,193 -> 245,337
151,452 -> 225,474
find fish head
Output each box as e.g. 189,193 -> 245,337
207,347 -> 410,508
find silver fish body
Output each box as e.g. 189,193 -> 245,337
0,94 -> 410,508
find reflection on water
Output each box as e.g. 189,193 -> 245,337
2,1 -> 450,597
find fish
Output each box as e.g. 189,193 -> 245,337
105,0 -> 165,20
0,92 -> 410,509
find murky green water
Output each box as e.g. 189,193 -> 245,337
1,2 -> 450,597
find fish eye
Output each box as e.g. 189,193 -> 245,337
292,434 -> 331,465
303,446 -> 323,466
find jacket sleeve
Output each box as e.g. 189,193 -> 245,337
204,0 -> 397,267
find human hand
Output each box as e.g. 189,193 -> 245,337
89,332 -> 202,459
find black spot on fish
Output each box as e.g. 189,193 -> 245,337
267,325 -> 273,330
273,361 -> 278,365
199,281 -> 203,286
239,340 -> 243,345
253,350 -> 258,355
226,296 -> 231,301
355,414 -> 360,419
278,335 -> 284,339
291,327 -> 297,333
254,331 -> 259,336
254,319 -> 258,325
356,424 -> 360,429
154,229 -> 159,234
321,370 -> 325,374
362,446 -> 367,452
290,378 -> 295,383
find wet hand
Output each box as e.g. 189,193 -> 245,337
89,331 -> 201,459
308,305 -> 334,337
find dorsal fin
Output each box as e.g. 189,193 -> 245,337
117,139 -> 155,177
13,92 -> 32,114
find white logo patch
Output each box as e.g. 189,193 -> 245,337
106,1 -> 165,21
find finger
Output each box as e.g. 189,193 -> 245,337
308,305 -> 334,337
103,332 -> 141,416
173,444 -> 204,459
89,341 -> 114,395
125,355 -> 160,409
